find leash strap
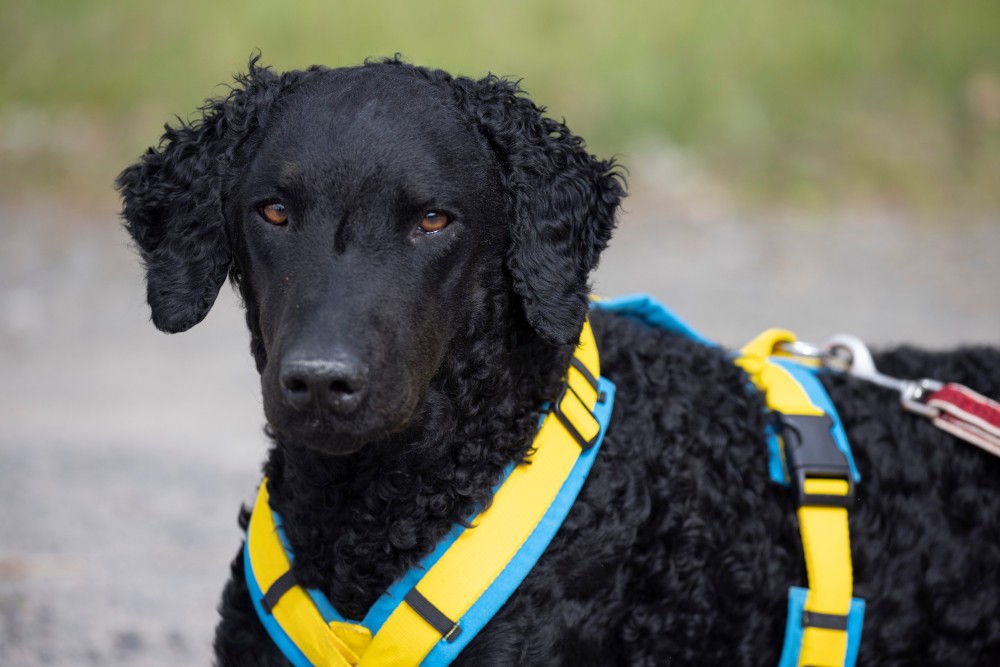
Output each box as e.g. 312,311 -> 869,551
244,318 -> 616,667
923,384 -> 1000,457
739,329 -> 865,667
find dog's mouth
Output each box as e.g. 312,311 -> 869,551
272,419 -> 381,455
269,413 -> 395,455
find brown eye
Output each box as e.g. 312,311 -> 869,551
260,202 -> 288,225
419,211 -> 451,234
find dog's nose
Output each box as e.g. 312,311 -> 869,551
279,357 -> 369,414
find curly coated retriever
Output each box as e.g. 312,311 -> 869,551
117,58 -> 1000,666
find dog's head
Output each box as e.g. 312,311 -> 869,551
117,58 -> 624,454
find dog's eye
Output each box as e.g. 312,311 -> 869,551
259,202 -> 289,225
419,211 -> 451,234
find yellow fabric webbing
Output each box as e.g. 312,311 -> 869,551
360,320 -> 601,665
248,483 -> 371,666
797,502 -> 852,666
736,329 -> 824,418
739,329 -> 854,667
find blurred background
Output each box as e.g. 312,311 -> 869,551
1,2 -> 998,665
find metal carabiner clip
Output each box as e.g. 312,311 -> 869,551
822,333 -> 942,416
822,334 -> 902,389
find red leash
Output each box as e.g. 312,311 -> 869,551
922,383 -> 1000,457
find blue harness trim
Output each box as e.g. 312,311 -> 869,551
593,293 -> 714,345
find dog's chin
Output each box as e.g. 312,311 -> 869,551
290,431 -> 371,456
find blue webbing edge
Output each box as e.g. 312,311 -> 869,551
763,422 -> 790,486
591,293 -> 714,346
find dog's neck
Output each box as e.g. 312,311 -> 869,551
261,303 -> 574,620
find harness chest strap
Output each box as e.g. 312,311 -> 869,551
245,317 -> 616,667
738,329 -> 865,667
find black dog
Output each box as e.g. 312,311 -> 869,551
118,58 -> 1000,665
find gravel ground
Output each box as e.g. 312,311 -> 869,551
1,168 -> 997,666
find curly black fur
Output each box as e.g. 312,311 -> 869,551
118,58 -> 1000,666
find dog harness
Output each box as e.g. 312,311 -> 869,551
245,294 -> 865,666
244,317 -> 616,666
594,295 -> 866,667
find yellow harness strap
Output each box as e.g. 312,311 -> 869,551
246,319 -> 606,667
738,329 -> 856,667
247,484 -> 367,666
362,320 -> 601,665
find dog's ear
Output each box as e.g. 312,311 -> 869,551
454,75 -> 625,345
116,61 -> 281,333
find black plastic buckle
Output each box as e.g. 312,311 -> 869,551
778,413 -> 855,509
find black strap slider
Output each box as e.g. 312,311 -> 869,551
405,588 -> 462,643
802,609 -> 849,631
551,382 -> 600,450
261,569 -> 297,615
568,357 -> 599,391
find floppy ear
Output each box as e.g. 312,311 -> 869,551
454,75 -> 625,344
116,62 -> 281,333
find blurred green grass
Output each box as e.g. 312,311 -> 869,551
1,0 -> 998,210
